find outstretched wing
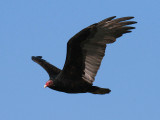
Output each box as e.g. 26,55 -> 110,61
32,56 -> 61,78
58,16 -> 137,84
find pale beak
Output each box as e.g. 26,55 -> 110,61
44,85 -> 47,88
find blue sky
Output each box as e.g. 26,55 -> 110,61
0,0 -> 160,120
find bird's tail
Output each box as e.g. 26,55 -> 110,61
88,86 -> 111,95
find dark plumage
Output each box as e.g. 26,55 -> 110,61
32,16 -> 137,94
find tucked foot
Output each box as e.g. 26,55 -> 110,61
89,86 -> 111,95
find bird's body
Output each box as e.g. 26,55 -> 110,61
32,56 -> 111,94
32,16 -> 137,94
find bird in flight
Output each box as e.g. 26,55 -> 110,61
32,16 -> 137,94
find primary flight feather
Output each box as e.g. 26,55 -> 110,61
32,16 -> 137,94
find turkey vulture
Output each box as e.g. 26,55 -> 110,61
32,16 -> 137,94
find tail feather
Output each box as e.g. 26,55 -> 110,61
89,86 -> 111,95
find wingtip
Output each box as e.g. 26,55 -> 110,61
128,16 -> 134,18
115,16 -> 135,22
129,21 -> 137,24
31,56 -> 35,60
123,16 -> 134,19
106,16 -> 117,20
98,16 -> 117,25
31,56 -> 42,60
110,16 -> 116,19
133,21 -> 138,24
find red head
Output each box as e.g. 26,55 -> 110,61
44,80 -> 54,88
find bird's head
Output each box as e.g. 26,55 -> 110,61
44,80 -> 54,88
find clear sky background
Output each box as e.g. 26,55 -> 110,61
0,0 -> 160,120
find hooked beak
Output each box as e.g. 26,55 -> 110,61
44,85 -> 47,88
